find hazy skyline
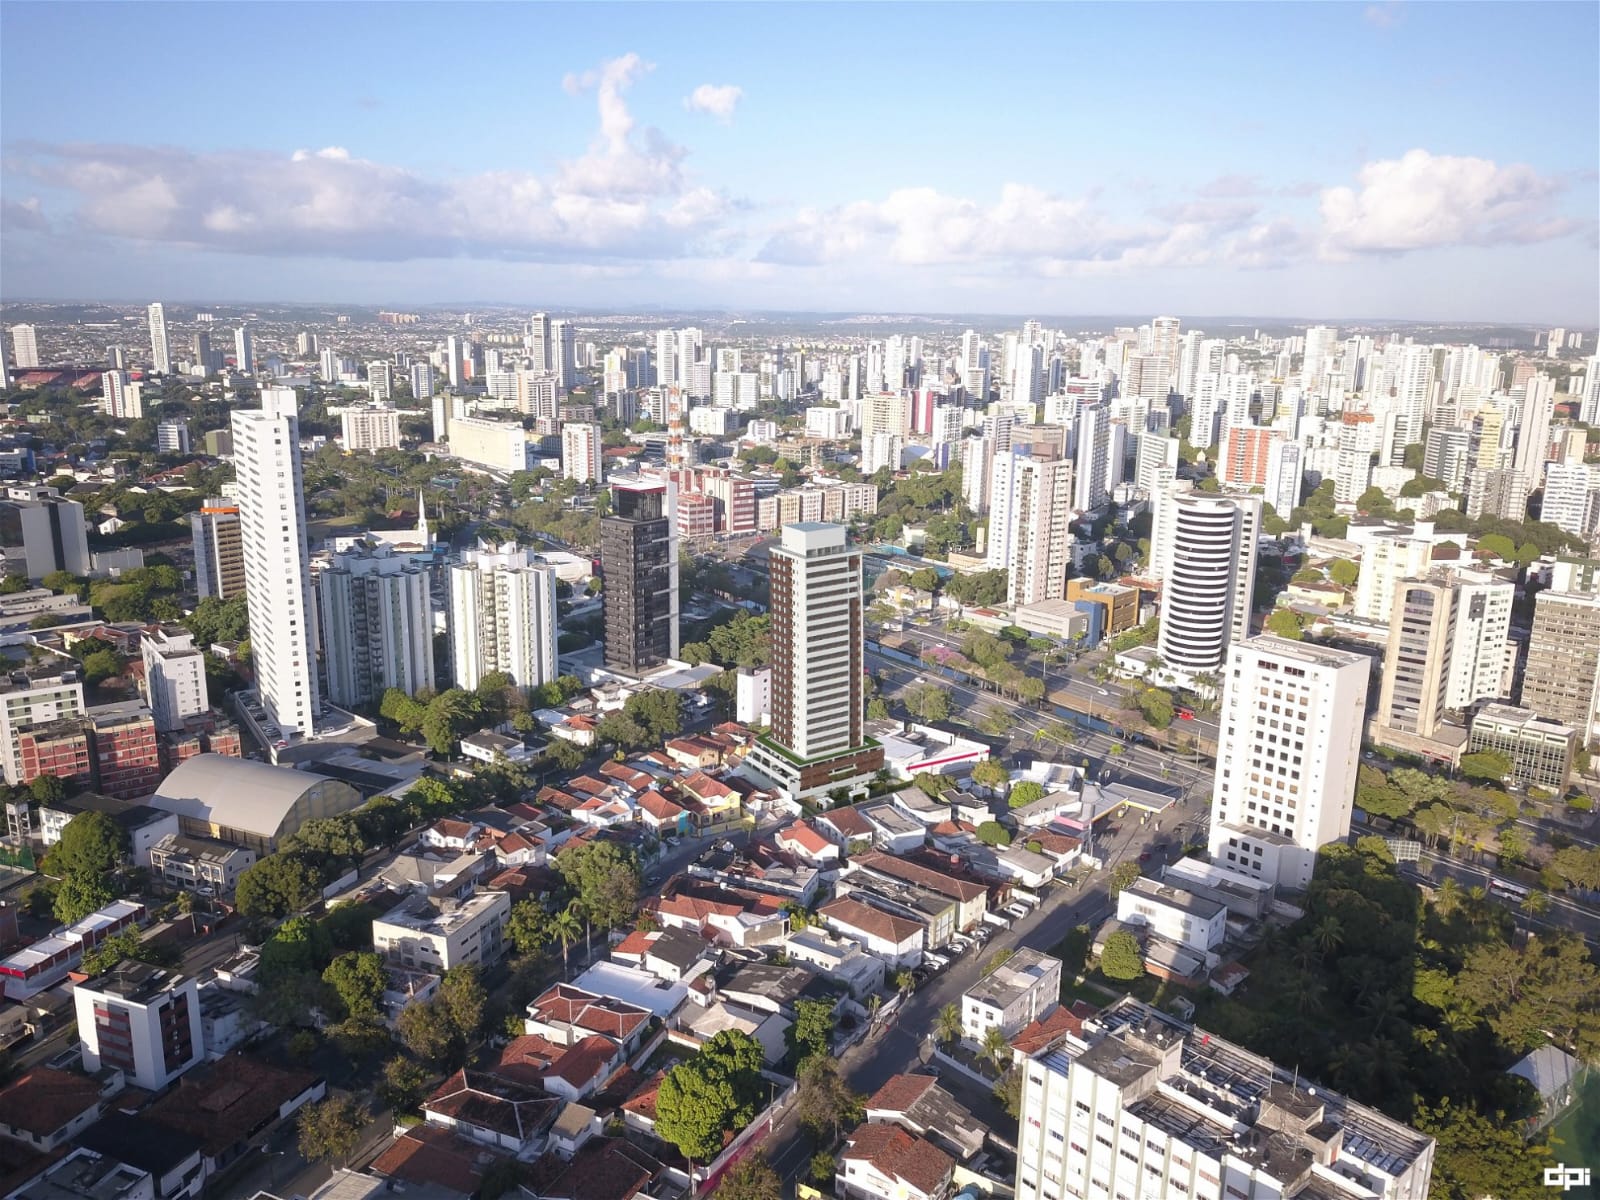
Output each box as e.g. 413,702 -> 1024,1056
3,2 -> 1596,323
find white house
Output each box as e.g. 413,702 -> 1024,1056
819,897 -> 924,968
1115,877 -> 1227,959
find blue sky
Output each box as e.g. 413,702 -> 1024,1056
3,1 -> 1595,322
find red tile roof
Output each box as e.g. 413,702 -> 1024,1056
372,1124 -> 499,1195
778,821 -> 833,856
544,1035 -> 623,1089
0,1068 -> 102,1139
841,1122 -> 954,1196
865,1073 -> 937,1115
537,1135 -> 663,1200
821,897 -> 924,945
816,806 -> 873,839
424,1069 -> 559,1143
854,850 -> 986,901
530,983 -> 651,1042
1010,1002 -> 1092,1056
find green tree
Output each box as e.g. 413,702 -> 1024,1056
397,998 -> 464,1067
713,1153 -> 783,1200
1265,608 -> 1307,639
1008,781 -> 1048,809
420,688 -> 482,755
970,758 -> 1009,789
1100,930 -> 1144,980
656,1030 -> 766,1169
1108,861 -> 1142,897
1459,750 -> 1512,785
788,998 -> 835,1063
297,1095 -> 366,1165
322,951 -> 387,1021
508,900 -> 553,957
934,1002 -> 962,1045
438,963 -> 487,1040
793,1054 -> 863,1142
1414,1098 -> 1551,1200
1135,687 -> 1174,729
550,906 -> 583,972
235,854 -> 323,918
47,811 -> 128,922
555,840 -> 640,932
975,821 -> 1011,847
1476,532 -> 1517,562
261,915 -> 334,980
994,1067 -> 1023,1118
379,687 -> 428,735
377,1055 -> 429,1114
1328,558 -> 1360,588
624,688 -> 685,740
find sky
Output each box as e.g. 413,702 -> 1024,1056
2,1 -> 1596,323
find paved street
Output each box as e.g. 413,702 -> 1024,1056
761,811 -> 1183,1186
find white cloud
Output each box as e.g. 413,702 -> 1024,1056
11,53 -> 725,264
683,83 -> 743,123
1319,148 -> 1574,257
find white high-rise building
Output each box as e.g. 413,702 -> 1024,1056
1513,374 -> 1556,480
234,324 -> 254,375
528,312 -> 551,370
147,303 -> 171,374
1445,566 -> 1515,710
1538,462 -> 1599,538
1001,449 -> 1075,607
1579,354 -> 1600,425
410,361 -> 435,401
100,371 -> 143,419
1352,528 -> 1438,624
552,319 -> 577,392
340,406 -> 401,452
156,420 -> 190,454
141,627 -> 210,733
1154,491 -> 1260,681
562,422 -> 603,484
1014,997 -> 1436,1200
9,324 -> 39,370
448,542 -> 559,691
318,543 -> 435,708
1208,636 -> 1370,888
445,335 -> 466,388
367,360 -> 393,402
1073,402 -> 1112,512
1133,433 -> 1179,493
1301,324 -> 1339,394
1263,439 -> 1303,519
232,388 -> 320,738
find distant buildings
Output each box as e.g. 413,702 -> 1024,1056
446,415 -> 534,473
190,500 -> 244,601
156,420 -> 190,454
8,324 -> 40,370
147,302 -> 171,374
0,485 -> 90,581
340,405 -> 401,452
562,422 -> 603,484
987,445 -> 1074,608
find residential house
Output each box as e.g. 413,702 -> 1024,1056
783,928 -> 886,998
812,805 -> 874,853
1116,877 -> 1228,961
524,984 -> 651,1057
422,1069 -> 559,1158
776,820 -> 842,867
864,1074 -> 986,1161
0,1066 -> 120,1152
837,1122 -> 955,1200
819,897 -> 924,968
849,851 -> 989,932
857,800 -> 927,853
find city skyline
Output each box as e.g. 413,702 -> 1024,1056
3,2 -> 1596,323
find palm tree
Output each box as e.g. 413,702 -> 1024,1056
980,1025 -> 1011,1072
934,1003 -> 962,1046
1312,915 -> 1343,955
893,969 -> 915,995
551,907 -> 583,975
867,994 -> 883,1022
1434,877 -> 1461,917
1521,890 -> 1551,916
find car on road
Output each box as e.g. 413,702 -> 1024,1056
1004,904 -> 1030,920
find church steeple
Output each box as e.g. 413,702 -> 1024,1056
416,489 -> 430,545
